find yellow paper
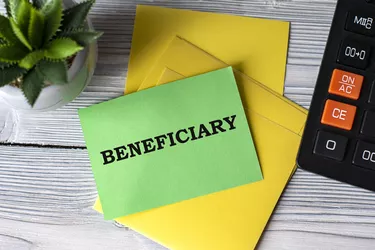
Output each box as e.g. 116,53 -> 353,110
139,37 -> 307,134
94,38 -> 307,250
125,5 -> 290,95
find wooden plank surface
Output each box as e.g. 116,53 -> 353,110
1,0 -> 375,249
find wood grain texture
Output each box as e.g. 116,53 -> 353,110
2,0 -> 375,249
2,143 -> 375,249
0,217 -> 143,250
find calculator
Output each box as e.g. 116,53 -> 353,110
297,0 -> 375,191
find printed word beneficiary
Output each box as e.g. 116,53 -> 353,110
100,115 -> 237,165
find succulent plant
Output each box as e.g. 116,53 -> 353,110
0,0 -> 102,106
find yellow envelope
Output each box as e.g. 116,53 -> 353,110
125,5 -> 290,95
94,38 -> 308,250
139,37 -> 307,133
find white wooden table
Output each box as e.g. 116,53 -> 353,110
1,0 -> 375,249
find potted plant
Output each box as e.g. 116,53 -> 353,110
0,0 -> 102,111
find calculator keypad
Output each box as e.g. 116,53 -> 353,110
316,2 -> 375,164
298,0 -> 375,192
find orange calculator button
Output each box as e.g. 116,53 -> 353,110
329,69 -> 364,100
321,99 -> 357,130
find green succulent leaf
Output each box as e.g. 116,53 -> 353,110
19,50 -> 45,70
61,0 -> 94,31
21,67 -> 44,106
8,0 -> 20,18
42,0 -> 63,43
38,59 -> 68,84
28,7 -> 45,48
12,0 -> 32,36
9,18 -> 32,50
45,38 -> 83,60
3,0 -> 11,17
32,0 -> 47,9
0,15 -> 19,44
0,65 -> 27,87
65,30 -> 102,46
0,44 -> 29,63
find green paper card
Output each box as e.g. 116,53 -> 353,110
79,67 -> 263,220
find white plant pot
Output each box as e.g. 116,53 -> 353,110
0,0 -> 98,113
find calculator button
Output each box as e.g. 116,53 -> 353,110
369,82 -> 375,105
329,69 -> 364,100
353,141 -> 375,170
321,99 -> 357,130
313,131 -> 348,161
360,111 -> 375,137
345,12 -> 375,36
337,39 -> 371,69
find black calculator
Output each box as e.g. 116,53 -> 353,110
297,0 -> 375,191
